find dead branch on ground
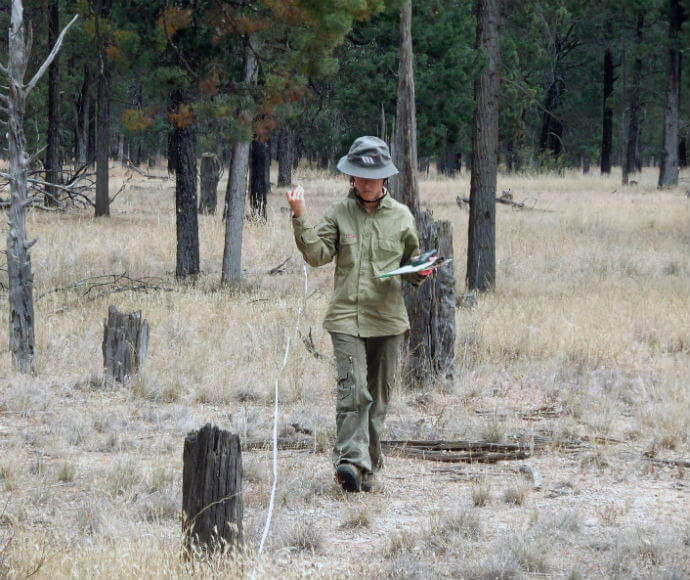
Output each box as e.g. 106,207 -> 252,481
38,272 -> 174,303
125,156 -> 171,180
456,190 -> 555,212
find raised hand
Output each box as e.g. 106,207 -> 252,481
286,184 -> 306,218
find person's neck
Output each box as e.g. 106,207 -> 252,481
355,189 -> 386,211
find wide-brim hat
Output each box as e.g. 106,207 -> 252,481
337,136 -> 399,179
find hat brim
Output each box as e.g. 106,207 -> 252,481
337,155 -> 399,179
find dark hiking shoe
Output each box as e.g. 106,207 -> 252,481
336,463 -> 361,492
361,471 -> 376,493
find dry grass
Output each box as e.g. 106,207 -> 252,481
0,164 -> 688,578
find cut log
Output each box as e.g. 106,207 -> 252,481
182,424 -> 243,555
199,153 -> 222,214
102,305 -> 150,382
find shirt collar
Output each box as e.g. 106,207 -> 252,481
349,187 -> 393,211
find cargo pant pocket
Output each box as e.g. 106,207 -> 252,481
335,355 -> 357,413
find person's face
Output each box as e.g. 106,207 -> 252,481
353,177 -> 384,200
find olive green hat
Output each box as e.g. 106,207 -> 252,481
337,136 -> 399,179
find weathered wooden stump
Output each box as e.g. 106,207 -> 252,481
404,211 -> 456,387
102,305 -> 150,382
183,424 -> 243,555
199,153 -> 222,214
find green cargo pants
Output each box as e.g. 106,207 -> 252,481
330,332 -> 405,474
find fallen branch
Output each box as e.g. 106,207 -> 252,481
382,439 -> 530,463
125,156 -> 171,180
268,255 -> 291,275
38,272 -> 174,302
300,327 -> 331,362
456,192 -> 555,213
643,456 -> 690,468
475,405 -> 563,421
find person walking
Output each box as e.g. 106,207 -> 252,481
286,136 -> 429,492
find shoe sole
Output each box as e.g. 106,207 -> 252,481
336,464 -> 361,492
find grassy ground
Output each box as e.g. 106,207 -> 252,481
0,164 -> 688,579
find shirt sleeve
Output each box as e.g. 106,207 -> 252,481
400,210 -> 427,287
291,211 -> 338,267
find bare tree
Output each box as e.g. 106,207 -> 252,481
222,34 -> 258,286
623,12 -> 644,185
45,1 -> 61,206
389,0 -> 420,215
1,1 -> 77,372
391,1 -> 455,387
95,0 -> 112,216
658,0 -> 685,188
467,0 -> 500,292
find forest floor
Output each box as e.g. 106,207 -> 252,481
0,165 -> 688,579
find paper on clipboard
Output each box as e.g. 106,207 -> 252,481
377,249 -> 450,278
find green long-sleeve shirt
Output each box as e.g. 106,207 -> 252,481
292,189 -> 425,338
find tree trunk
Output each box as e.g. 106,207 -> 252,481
539,79 -> 564,157
45,1 -> 60,206
88,94 -> 96,165
169,91 -> 200,280
182,424 -> 243,555
658,0 -> 684,188
624,13 -> 644,185
222,35 -> 258,286
75,64 -> 89,165
403,213 -> 455,387
94,0 -> 112,217
600,47 -> 614,174
438,137 -> 459,176
679,138 -> 687,167
467,0 -> 500,292
389,0 -> 420,215
199,153 -> 221,214
250,137 -> 268,220
6,1 -> 35,373
102,306 -> 150,382
277,126 -> 293,187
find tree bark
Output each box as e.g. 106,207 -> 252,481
658,0 -> 684,188
199,153 -> 222,215
102,306 -> 150,382
6,1 -> 35,373
403,214 -> 455,387
169,90 -> 200,280
95,0 -> 112,217
539,79 -> 564,157
222,35 -> 258,286
623,13 -> 644,185
467,0 -> 500,292
389,0 -> 420,215
250,137 -> 268,220
74,64 -> 89,165
277,125 -> 293,187
183,424 -> 243,555
45,1 -> 60,206
88,94 -> 96,165
600,47 -> 614,175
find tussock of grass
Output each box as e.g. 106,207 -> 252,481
341,506 -> 370,529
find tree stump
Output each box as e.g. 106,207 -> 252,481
102,306 -> 150,382
199,153 -> 222,214
183,424 -> 243,555
404,211 -> 456,388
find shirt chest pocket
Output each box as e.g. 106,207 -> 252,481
337,235 -> 358,267
375,237 -> 402,270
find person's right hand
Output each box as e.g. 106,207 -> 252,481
286,185 -> 306,218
